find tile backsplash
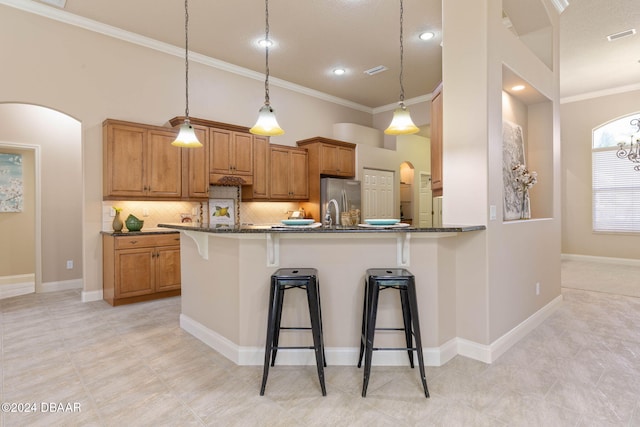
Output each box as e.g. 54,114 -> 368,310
102,199 -> 304,231
102,201 -> 204,231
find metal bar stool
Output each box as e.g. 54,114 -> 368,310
260,268 -> 327,396
357,268 -> 429,398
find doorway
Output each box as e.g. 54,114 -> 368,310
418,172 -> 433,227
362,168 -> 394,219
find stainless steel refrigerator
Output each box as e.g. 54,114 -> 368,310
320,177 -> 361,225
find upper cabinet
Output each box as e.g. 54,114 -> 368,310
269,145 -> 309,200
297,137 -> 356,178
182,124 -> 209,199
209,129 -> 253,178
296,137 -> 357,221
171,117 -> 258,187
430,83 -> 443,197
103,119 -> 182,200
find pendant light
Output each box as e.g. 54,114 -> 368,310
385,0 -> 419,135
172,0 -> 203,147
250,0 -> 285,136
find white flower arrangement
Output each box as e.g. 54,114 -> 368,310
512,163 -> 537,192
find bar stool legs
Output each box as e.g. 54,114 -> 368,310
358,268 -> 429,398
260,268 -> 326,396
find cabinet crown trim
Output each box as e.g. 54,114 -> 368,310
169,116 -> 251,134
296,137 -> 356,149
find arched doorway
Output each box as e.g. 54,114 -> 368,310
0,103 -> 82,299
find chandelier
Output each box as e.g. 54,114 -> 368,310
616,118 -> 640,171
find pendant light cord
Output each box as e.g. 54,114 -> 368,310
264,0 -> 271,106
399,0 -> 405,104
184,0 -> 191,119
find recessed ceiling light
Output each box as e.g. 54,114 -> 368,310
511,85 -> 525,91
333,68 -> 346,76
419,32 -> 435,41
257,38 -> 273,48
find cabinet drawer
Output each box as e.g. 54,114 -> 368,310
114,233 -> 180,249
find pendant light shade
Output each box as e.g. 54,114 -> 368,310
250,104 -> 285,136
172,0 -> 202,148
250,0 -> 284,136
385,102 -> 420,135
172,119 -> 202,147
384,0 -> 419,136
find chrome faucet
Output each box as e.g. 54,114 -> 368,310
325,199 -> 340,227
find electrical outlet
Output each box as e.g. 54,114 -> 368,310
535,282 -> 540,295
109,207 -> 116,217
143,208 -> 149,217
66,260 -> 73,270
489,205 -> 496,220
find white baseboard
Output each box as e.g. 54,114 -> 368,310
181,314 -> 471,367
0,274 -> 35,300
82,289 -> 103,302
457,294 -> 564,363
562,253 -> 640,267
36,278 -> 83,293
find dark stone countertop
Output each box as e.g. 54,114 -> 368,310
156,223 -> 486,234
100,228 -> 180,236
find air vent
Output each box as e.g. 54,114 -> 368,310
364,65 -> 388,76
607,29 -> 636,42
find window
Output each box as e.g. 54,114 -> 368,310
592,114 -> 640,232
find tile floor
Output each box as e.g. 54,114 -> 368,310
1,263 -> 640,426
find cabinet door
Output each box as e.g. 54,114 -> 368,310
337,146 -> 355,177
269,146 -> 291,199
290,149 -> 309,199
115,248 -> 155,298
147,129 -> 182,198
104,123 -> 147,197
185,126 -> 209,199
430,87 -> 443,196
232,133 -> 254,175
210,129 -> 232,174
251,135 -> 269,199
319,144 -> 338,175
155,246 -> 181,292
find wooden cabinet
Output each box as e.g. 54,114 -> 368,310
103,120 -> 182,199
182,124 -> 210,199
430,83 -> 443,197
269,145 -> 309,200
242,135 -> 270,200
298,137 -> 356,178
209,129 -> 254,178
102,233 -> 181,306
296,137 -> 357,221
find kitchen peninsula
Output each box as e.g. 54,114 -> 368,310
158,223 -> 485,366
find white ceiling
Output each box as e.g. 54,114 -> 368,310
21,0 -> 640,108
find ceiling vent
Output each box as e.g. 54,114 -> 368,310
364,65 -> 388,76
607,29 -> 636,42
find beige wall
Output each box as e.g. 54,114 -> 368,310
0,147 -> 35,276
560,89 -> 640,260
0,5 -> 371,294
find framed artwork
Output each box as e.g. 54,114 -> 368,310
0,153 -> 23,212
502,120 -> 528,220
209,198 -> 235,227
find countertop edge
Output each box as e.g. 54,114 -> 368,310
156,223 -> 486,234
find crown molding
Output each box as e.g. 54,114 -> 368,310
0,0 -> 374,114
561,82 -> 640,104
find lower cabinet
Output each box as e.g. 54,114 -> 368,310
103,233 -> 181,306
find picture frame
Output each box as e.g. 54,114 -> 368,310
208,198 -> 235,227
502,120 -> 528,220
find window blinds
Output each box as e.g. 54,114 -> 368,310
592,148 -> 640,232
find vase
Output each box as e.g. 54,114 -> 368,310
520,189 -> 529,220
112,211 -> 123,232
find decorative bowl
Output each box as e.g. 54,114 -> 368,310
364,219 -> 400,226
281,219 -> 315,226
125,214 -> 144,231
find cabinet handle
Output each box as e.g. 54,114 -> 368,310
129,240 -> 138,244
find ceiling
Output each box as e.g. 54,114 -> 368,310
25,0 -> 640,108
